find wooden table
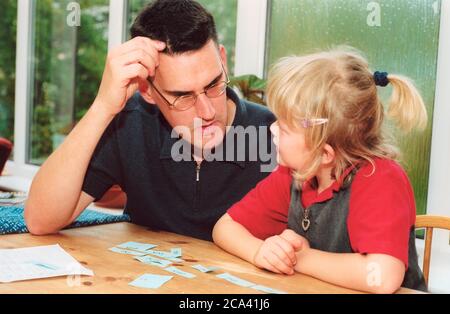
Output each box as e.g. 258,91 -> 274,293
0,222 -> 422,294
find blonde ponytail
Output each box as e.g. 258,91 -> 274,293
267,47 -> 428,187
387,74 -> 428,132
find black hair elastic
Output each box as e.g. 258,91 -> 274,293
373,71 -> 390,87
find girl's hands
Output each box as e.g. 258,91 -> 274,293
253,229 -> 309,275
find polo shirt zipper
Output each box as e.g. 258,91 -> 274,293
193,162 -> 202,210
196,163 -> 201,182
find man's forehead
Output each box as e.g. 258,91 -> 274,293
156,47 -> 223,91
158,42 -> 221,68
158,40 -> 220,65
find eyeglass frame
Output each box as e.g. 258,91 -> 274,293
147,62 -> 230,111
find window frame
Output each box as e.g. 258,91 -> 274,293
8,0 -> 35,179
234,0 -> 268,77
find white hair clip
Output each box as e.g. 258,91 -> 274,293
300,118 -> 329,128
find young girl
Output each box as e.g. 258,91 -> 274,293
213,47 -> 428,293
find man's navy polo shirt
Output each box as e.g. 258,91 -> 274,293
82,88 -> 276,240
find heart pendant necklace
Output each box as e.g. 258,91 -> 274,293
302,207 -> 311,232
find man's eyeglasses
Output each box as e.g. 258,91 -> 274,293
147,63 -> 230,111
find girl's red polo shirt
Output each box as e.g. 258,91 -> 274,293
227,158 -> 416,267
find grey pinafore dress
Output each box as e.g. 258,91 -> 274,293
287,170 -> 427,291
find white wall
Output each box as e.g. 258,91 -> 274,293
422,0 -> 450,293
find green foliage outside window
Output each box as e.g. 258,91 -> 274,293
0,0 -> 17,144
29,0 -> 109,164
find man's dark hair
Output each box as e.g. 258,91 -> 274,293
130,0 -> 218,54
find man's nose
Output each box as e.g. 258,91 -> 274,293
195,94 -> 216,121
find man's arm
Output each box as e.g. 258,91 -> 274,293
24,37 -> 165,235
24,103 -> 114,235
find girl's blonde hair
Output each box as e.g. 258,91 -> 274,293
266,47 -> 427,185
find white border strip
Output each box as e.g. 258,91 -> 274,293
234,0 -> 268,77
426,0 -> 450,249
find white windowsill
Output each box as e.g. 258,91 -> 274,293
0,172 -> 124,216
0,175 -> 32,192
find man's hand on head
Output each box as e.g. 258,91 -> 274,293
94,36 -> 166,117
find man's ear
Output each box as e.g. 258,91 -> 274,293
219,44 -> 228,73
139,81 -> 157,105
322,144 -> 335,165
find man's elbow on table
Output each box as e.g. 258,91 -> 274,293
24,202 -> 61,235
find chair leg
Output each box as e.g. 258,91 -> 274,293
423,227 -> 433,287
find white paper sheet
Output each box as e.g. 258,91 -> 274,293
0,244 -> 94,283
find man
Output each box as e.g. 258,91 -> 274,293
25,0 -> 275,240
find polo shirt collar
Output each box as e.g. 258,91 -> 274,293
159,87 -> 247,168
302,163 -> 359,204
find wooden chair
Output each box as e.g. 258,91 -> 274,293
415,215 -> 450,287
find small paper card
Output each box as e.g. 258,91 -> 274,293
251,285 -> 287,294
216,272 -> 256,288
191,264 -> 220,273
134,255 -> 172,268
129,274 -> 173,289
116,241 -> 157,252
108,247 -> 147,256
163,266 -> 196,279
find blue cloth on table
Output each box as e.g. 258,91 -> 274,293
0,206 -> 131,235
